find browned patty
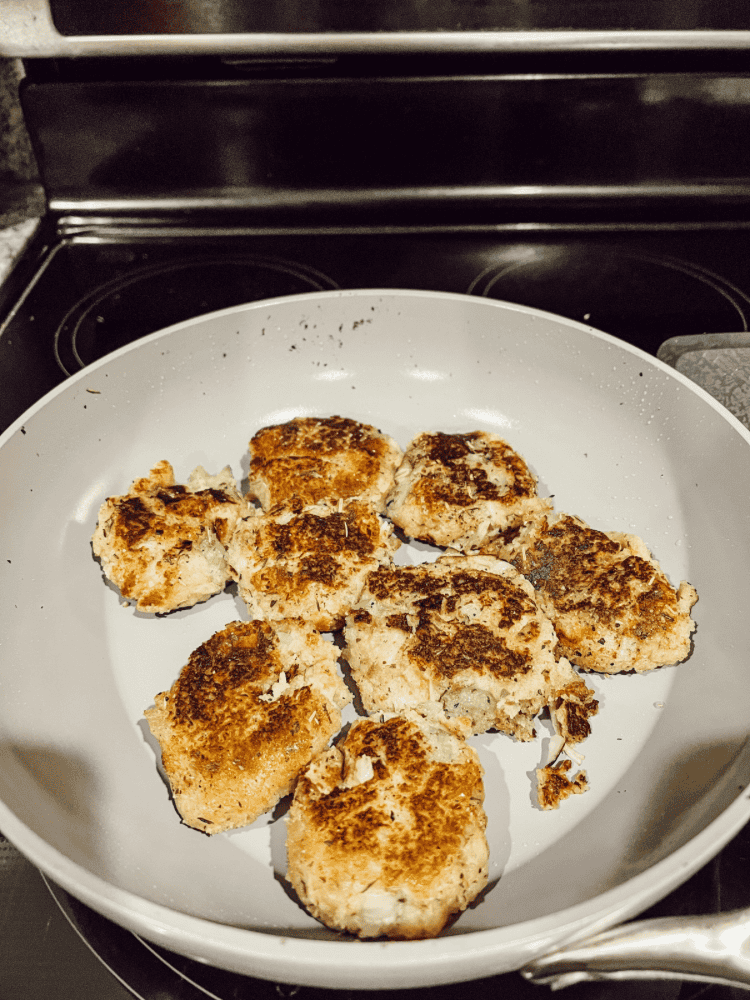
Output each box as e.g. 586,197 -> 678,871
286,711 -> 488,939
343,554 -> 597,743
247,415 -> 402,511
226,498 -> 400,631
91,461 -> 245,613
144,619 -> 351,834
385,430 -> 552,551
482,512 -> 698,673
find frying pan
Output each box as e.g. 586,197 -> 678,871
1,289 -> 750,989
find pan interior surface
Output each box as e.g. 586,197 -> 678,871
0,289 -> 749,987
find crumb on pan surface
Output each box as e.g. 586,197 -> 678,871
144,618 -> 351,834
91,460 -> 245,614
247,415 -> 402,511
226,497 -> 400,631
482,512 -> 698,674
385,430 -> 552,551
286,711 -> 489,939
343,553 -> 597,742
536,759 -> 588,810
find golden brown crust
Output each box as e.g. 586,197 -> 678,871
247,415 -> 402,511
144,619 -> 351,834
536,759 -> 588,810
226,499 -> 400,631
385,431 -> 552,551
344,554 -> 598,741
286,712 -> 489,939
483,513 -> 698,673
91,462 -> 246,613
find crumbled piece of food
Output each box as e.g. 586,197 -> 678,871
225,498 -> 400,631
247,415 -> 403,511
343,554 -> 597,741
286,711 -> 489,939
91,460 -> 246,614
482,512 -> 698,673
385,430 -> 552,551
144,619 -> 351,834
536,759 -> 588,810
547,656 -> 601,745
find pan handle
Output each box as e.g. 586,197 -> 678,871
520,908 -> 750,991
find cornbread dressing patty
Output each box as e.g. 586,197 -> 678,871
247,415 -> 403,511
91,461 -> 245,614
343,554 -> 597,742
286,711 -> 489,939
92,418 -> 698,905
225,498 -> 400,631
144,619 -> 351,834
385,430 -> 552,551
482,512 -> 698,673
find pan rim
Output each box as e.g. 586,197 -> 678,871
1,287 -> 749,988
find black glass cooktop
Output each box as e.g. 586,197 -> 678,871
4,224 -> 750,434
3,819 -> 749,1000
2,218 -> 750,1000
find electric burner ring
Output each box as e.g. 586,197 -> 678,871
50,246 -> 750,381
465,248 -> 750,345
53,255 -> 340,377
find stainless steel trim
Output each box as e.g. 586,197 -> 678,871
5,0 -> 750,57
521,908 -> 750,991
45,183 -> 750,215
54,222 -> 750,238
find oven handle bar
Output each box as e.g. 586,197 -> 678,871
6,0 -> 750,58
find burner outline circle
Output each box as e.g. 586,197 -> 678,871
466,249 -> 750,333
53,254 -> 340,377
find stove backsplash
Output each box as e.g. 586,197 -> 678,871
19,61 -> 750,227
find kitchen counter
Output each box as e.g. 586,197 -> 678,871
0,214 -> 40,284
0,55 -> 43,282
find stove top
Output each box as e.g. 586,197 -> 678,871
3,217 -> 750,1000
3,819 -> 750,1000
5,223 -> 750,431
5,27 -> 750,995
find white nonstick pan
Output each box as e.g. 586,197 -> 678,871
1,289 -> 749,989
